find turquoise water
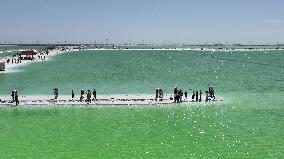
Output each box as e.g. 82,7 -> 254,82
0,50 -> 19,58
0,50 -> 284,158
1,50 -> 283,95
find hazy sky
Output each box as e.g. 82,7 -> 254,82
0,0 -> 284,44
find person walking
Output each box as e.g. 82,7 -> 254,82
87,90 -> 91,103
80,89 -> 84,101
174,87 -> 178,102
15,91 -> 19,105
53,88 -> 58,99
184,91 -> 188,99
159,89 -> 164,98
72,90 -> 75,100
179,89 -> 183,102
92,89 -> 96,101
177,89 -> 181,102
11,90 -> 15,102
211,87 -> 215,99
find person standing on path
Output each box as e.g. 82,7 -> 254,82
11,90 -> 15,102
15,91 -> 19,105
53,88 -> 59,99
92,89 -> 96,101
72,90 -> 75,100
87,90 -> 91,103
80,89 -> 85,101
195,91 -> 198,102
184,91 -> 188,99
174,87 -> 178,102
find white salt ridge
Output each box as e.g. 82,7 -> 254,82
0,94 -> 223,106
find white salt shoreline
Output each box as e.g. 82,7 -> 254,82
0,94 -> 222,106
0,48 -> 76,73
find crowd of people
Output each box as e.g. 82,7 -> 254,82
78,89 -> 97,102
6,57 -> 22,64
174,87 -> 185,103
205,86 -> 215,101
5,52 -> 46,64
2,49 -> 52,71
173,85 -> 216,103
1,86 -> 216,105
53,88 -> 97,103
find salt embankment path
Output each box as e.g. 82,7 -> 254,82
0,94 -> 223,106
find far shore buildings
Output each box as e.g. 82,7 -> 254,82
19,50 -> 37,60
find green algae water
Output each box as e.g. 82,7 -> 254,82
0,50 -> 284,158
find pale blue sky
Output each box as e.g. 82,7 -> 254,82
0,0 -> 284,44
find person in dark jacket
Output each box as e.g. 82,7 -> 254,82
53,88 -> 58,99
15,91 -> 19,105
72,90 -> 75,99
92,89 -> 96,101
11,90 -> 15,102
195,90 -> 198,102
174,87 -> 178,102
86,90 -> 91,103
184,91 -> 188,99
80,89 -> 84,101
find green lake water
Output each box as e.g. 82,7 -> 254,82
0,50 -> 283,158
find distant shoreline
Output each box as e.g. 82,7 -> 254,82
1,43 -> 284,46
86,48 -> 284,51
